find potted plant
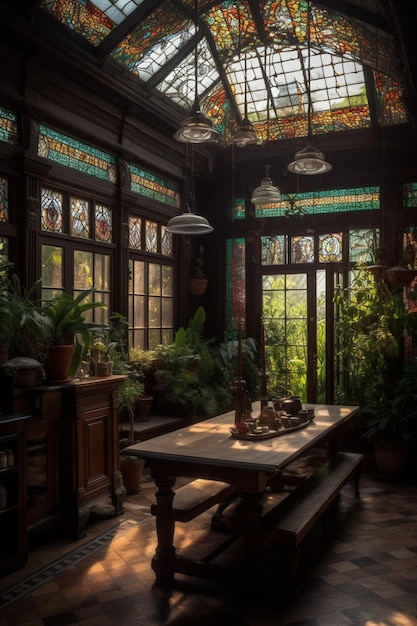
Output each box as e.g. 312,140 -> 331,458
41,288 -> 106,382
119,376 -> 146,494
358,375 -> 417,479
190,245 -> 208,296
128,347 -> 155,419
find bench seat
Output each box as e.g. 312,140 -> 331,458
151,478 -> 237,523
262,451 -> 363,594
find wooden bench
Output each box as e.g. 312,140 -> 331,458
262,451 -> 364,595
151,478 -> 237,523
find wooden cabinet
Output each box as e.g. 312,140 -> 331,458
60,376 -> 125,539
0,414 -> 30,572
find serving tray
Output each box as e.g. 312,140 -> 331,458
230,416 -> 314,441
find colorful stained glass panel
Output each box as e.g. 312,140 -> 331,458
0,106 -> 18,145
349,228 -> 380,264
71,197 -> 90,238
157,38 -> 219,109
404,183 -> 417,208
0,177 -> 9,222
256,187 -> 380,218
226,238 -> 246,333
129,216 -> 142,249
291,236 -> 315,263
41,188 -> 63,232
95,204 -> 112,242
319,233 -> 343,263
261,235 -> 287,265
129,165 -> 180,207
145,221 -> 158,253
161,226 -> 173,256
38,126 -> 117,182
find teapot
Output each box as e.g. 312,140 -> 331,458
274,396 -> 302,415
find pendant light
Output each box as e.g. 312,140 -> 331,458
251,47 -> 281,204
166,144 -> 214,235
288,1 -> 332,175
229,7 -> 259,148
174,0 -> 219,144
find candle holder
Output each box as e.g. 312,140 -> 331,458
233,377 -> 247,425
259,372 -> 269,414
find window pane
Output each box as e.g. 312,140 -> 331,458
41,245 -> 63,300
71,197 -> 90,238
74,250 -> 93,290
41,189 -> 63,232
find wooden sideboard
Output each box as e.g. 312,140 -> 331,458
10,375 -> 125,544
0,413 -> 30,573
59,376 -> 126,539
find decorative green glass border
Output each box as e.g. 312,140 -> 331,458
129,164 -> 180,208
38,125 -> 117,182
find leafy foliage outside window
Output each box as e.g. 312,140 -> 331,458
334,266 -> 417,405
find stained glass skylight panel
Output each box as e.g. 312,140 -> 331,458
111,4 -> 193,78
157,38 -> 219,109
38,0 -> 409,140
39,0 -> 146,44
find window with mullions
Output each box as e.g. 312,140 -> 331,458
40,187 -> 113,324
128,258 -> 174,349
0,236 -> 9,263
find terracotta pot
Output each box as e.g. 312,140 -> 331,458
190,278 -> 208,296
120,458 -> 145,495
134,395 -> 153,420
373,439 -> 408,479
44,344 -> 75,382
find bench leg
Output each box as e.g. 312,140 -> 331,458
286,545 -> 300,599
354,469 -> 361,498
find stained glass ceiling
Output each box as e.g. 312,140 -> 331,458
37,0 -> 409,144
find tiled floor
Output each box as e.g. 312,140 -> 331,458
0,467 -> 416,626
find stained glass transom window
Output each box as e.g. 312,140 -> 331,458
292,236 -> 315,263
129,165 -> 180,207
95,204 -> 112,242
226,238 -> 246,333
255,187 -> 380,217
38,126 -> 117,182
0,177 -> 9,222
41,189 -> 63,232
261,235 -> 286,265
404,183 -> 417,208
128,215 -> 173,256
319,233 -> 343,263
145,221 -> 158,253
71,197 -> 90,238
349,228 -> 380,264
0,107 -> 18,145
129,216 -> 142,249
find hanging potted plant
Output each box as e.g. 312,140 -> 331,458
41,288 -> 106,382
190,245 -> 208,296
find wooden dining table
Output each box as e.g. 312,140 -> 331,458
124,402 -> 359,587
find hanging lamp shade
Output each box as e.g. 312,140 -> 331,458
166,204 -> 213,235
229,117 -> 259,148
287,1 -> 332,176
250,164 -> 281,204
174,97 -> 220,143
287,144 -> 332,175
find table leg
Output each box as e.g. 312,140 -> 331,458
151,476 -> 176,584
239,490 -> 265,589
